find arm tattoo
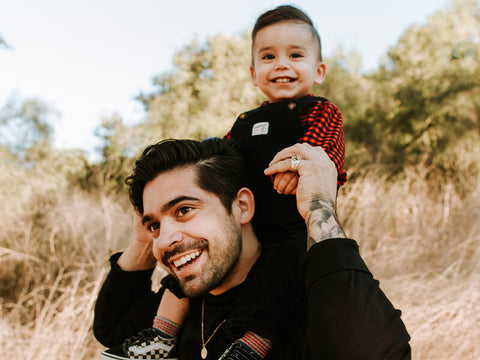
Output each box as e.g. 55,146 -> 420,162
307,196 -> 345,250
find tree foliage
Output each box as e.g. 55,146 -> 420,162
363,0 -> 480,175
0,96 -> 56,162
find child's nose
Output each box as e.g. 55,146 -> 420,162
274,55 -> 290,70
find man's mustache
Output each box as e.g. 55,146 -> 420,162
162,238 -> 208,264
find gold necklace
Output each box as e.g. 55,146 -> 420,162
201,297 -> 226,359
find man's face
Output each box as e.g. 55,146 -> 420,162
142,166 -> 243,297
250,20 -> 325,103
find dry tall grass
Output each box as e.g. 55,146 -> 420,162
338,167 -> 480,359
1,161 -> 479,359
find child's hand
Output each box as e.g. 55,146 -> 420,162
273,171 -> 299,194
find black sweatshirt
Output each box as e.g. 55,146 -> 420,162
94,238 -> 411,359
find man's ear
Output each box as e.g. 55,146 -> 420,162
234,187 -> 255,224
314,62 -> 326,85
250,65 -> 259,87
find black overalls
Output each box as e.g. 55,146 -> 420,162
230,96 -> 328,252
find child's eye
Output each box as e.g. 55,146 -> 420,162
291,53 -> 303,58
262,54 -> 275,60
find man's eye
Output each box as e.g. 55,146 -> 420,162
177,206 -> 192,217
147,223 -> 159,233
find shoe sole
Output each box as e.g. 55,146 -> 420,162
99,351 -> 128,360
99,351 -> 179,360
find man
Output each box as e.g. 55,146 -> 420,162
94,138 -> 411,359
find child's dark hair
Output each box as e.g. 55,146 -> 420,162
252,5 -> 322,61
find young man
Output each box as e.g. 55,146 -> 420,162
94,138 -> 411,359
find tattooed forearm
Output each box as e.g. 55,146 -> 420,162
307,196 -> 345,250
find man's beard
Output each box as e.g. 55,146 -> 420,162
177,224 -> 242,298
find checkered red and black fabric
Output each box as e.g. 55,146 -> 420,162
297,97 -> 346,186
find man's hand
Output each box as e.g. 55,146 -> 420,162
273,171 -> 298,194
264,143 -> 345,249
133,211 -> 155,245
117,212 -> 157,271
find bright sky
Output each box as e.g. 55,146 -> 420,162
0,0 -> 449,157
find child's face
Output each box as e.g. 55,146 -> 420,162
250,21 -> 326,103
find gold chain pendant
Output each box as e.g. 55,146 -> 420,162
201,346 -> 208,359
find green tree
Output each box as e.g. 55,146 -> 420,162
71,114 -> 136,194
368,0 -> 480,175
0,96 -> 56,162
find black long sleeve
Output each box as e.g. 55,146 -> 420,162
304,239 -> 411,359
93,253 -> 163,348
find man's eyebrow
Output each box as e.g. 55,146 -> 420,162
162,196 -> 200,212
142,196 -> 201,225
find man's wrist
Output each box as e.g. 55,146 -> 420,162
306,196 -> 346,250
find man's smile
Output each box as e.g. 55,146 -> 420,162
171,249 -> 201,270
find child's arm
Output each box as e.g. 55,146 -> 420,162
154,288 -> 189,338
273,100 -> 345,194
298,100 -> 346,186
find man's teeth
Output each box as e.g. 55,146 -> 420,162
173,250 -> 201,269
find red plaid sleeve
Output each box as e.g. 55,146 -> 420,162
299,100 -> 347,186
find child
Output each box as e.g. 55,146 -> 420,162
100,4 -> 346,360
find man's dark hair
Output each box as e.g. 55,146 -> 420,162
125,138 -> 250,214
251,5 -> 322,61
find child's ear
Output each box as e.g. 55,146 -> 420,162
250,65 -> 259,87
314,62 -> 326,85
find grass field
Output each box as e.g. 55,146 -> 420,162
1,163 -> 479,359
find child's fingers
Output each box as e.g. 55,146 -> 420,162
283,174 -> 299,195
274,171 -> 297,194
273,172 -> 287,193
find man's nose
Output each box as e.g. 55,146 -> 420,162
152,221 -> 182,257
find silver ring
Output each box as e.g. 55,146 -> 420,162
290,154 -> 301,172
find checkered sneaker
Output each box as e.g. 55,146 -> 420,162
121,327 -> 176,359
